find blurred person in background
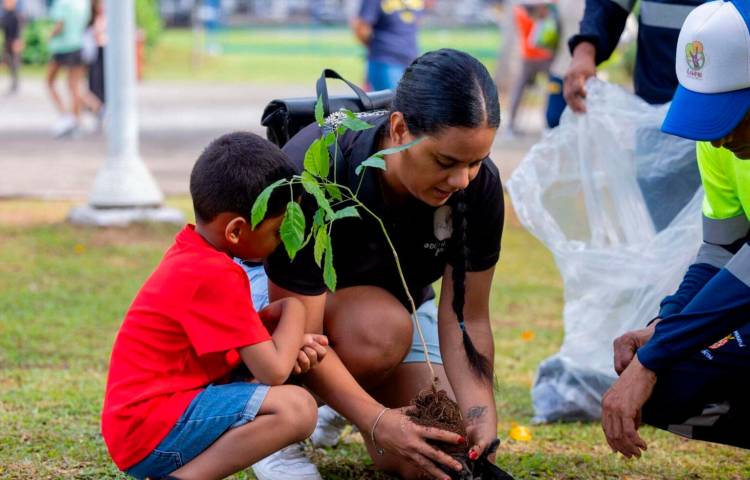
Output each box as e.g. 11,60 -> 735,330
505,1 -> 555,137
46,0 -> 90,138
84,0 -> 105,110
1,0 -> 23,95
351,0 -> 425,91
545,0 -> 583,128
563,0 -> 705,111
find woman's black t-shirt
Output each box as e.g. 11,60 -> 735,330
265,113 -> 505,311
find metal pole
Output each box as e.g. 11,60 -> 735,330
89,0 -> 162,207
69,0 -> 183,226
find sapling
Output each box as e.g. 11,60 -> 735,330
252,98 -> 512,479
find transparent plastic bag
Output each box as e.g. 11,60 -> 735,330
507,79 -> 703,422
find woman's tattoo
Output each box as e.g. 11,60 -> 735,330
466,406 -> 487,423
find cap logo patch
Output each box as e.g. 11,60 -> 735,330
685,40 -> 706,79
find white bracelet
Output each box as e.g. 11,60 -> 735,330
370,407 -> 390,455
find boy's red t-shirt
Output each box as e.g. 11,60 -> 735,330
101,225 -> 271,470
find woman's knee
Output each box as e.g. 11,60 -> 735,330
326,287 -> 413,371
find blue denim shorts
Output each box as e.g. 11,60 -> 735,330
126,382 -> 269,480
237,262 -> 442,365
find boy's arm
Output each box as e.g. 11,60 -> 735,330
238,297 -> 306,385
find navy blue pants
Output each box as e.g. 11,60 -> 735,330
642,327 -> 750,449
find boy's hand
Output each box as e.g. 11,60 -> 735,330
293,334 -> 329,375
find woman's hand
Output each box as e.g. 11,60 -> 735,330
375,407 -> 465,480
465,413 -> 499,463
293,333 -> 329,375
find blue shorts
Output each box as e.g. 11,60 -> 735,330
237,262 -> 442,365
125,382 -> 269,480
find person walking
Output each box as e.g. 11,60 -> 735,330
46,0 -> 91,138
505,2 -> 554,137
1,0 -> 22,94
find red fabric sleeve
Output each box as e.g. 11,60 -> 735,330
183,268 -> 271,356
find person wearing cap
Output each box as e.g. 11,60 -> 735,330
601,0 -> 750,458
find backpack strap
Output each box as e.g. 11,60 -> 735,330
316,69 -> 374,117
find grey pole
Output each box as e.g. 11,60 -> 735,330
69,0 -> 183,226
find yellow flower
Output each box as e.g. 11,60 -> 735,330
521,330 -> 535,342
509,424 -> 532,442
74,243 -> 86,254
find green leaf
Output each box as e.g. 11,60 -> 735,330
313,208 -> 326,228
354,157 -> 387,176
323,236 -> 337,291
372,137 -> 424,157
325,183 -> 343,201
301,172 -> 334,218
313,227 -> 328,267
250,178 -> 286,228
315,95 -> 325,126
332,206 -> 360,220
341,115 -> 375,132
303,138 -> 329,178
280,201 -> 306,261
324,131 -> 336,147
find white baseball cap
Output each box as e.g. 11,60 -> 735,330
662,0 -> 750,140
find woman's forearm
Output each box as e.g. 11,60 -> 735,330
303,347 -> 384,433
440,317 -> 498,428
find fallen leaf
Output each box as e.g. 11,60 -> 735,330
509,424 -> 532,442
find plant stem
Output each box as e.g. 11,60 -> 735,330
338,186 -> 438,387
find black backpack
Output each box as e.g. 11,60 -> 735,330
261,69 -> 393,148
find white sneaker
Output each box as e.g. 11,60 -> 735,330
52,114 -> 78,138
252,443 -> 322,480
310,405 -> 348,448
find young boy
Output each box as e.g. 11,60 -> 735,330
102,132 -> 327,480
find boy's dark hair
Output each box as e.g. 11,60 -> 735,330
190,132 -> 298,224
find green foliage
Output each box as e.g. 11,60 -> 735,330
303,138 -> 330,178
313,227 -> 328,267
341,111 -> 374,132
323,234 -> 336,292
135,0 -> 163,50
279,201 -> 306,260
354,157 -> 386,175
250,179 -> 285,228
252,97 -> 422,292
315,95 -> 325,126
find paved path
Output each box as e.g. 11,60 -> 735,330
0,78 -> 542,200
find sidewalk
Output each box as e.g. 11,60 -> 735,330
0,78 -> 541,200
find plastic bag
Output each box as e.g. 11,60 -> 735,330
506,79 -> 703,423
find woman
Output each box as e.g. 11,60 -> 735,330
251,48 -> 504,480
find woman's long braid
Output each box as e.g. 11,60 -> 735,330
452,192 -> 493,381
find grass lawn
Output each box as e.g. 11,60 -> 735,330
12,24 -> 632,95
144,26 -> 501,85
1,197 -> 748,479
